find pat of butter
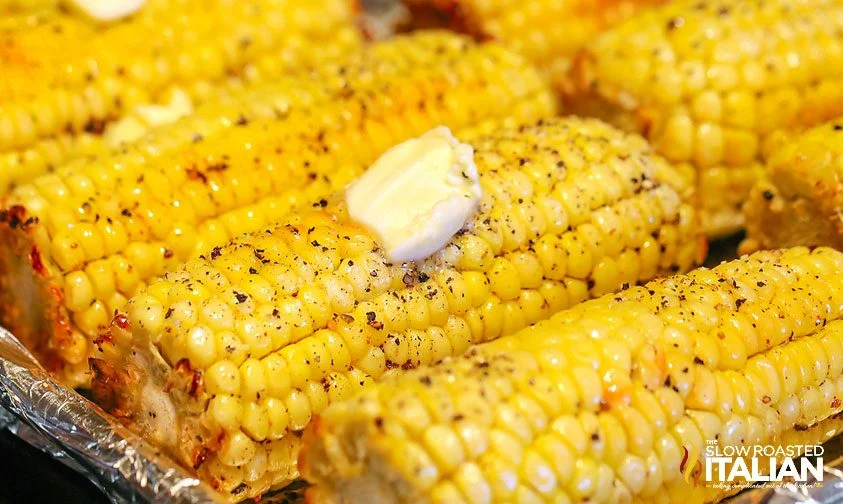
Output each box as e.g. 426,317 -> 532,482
68,0 -> 145,21
104,88 -> 193,147
346,126 -> 482,263
103,115 -> 147,147
134,88 -> 193,126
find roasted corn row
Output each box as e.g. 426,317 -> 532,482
301,247 -> 843,504
402,0 -> 666,92
0,31 -> 557,387
742,120 -> 843,253
566,0 -> 843,237
0,0 -> 56,14
90,117 -> 702,501
0,0 -> 360,191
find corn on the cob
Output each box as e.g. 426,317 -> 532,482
0,132 -> 104,188
566,0 -> 843,237
0,0 -> 56,13
0,31 -> 557,387
402,0 -> 666,92
90,116 -> 702,501
300,247 -> 843,504
741,120 -> 843,253
0,0 -> 53,6
0,0 -> 360,191
0,23 -> 362,192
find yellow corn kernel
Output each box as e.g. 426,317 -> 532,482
218,431 -> 258,467
90,117 -> 700,501
242,403 -> 270,442
64,271 -> 94,313
742,119 -> 843,253
205,360 -> 241,396
402,0 -> 667,96
568,0 -> 843,236
208,395 -> 243,432
301,248 -> 843,503
3,31 -> 558,388
0,0 -> 361,192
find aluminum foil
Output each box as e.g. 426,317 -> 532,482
0,325 -> 221,503
1,323 -> 843,503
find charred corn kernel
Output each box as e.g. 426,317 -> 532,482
402,0 -> 667,95
3,31 -> 558,387
0,0 -> 360,191
742,120 -> 843,253
300,248 -> 843,503
567,0 -> 843,237
90,117 -> 700,501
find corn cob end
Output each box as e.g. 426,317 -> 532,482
564,50 -> 648,133
400,0 -> 484,41
742,121 -> 843,252
89,356 -> 137,420
300,398 -> 404,504
742,187 -> 843,253
0,205 -> 78,380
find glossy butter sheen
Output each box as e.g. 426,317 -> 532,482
346,127 -> 482,262
70,0 -> 146,21
104,89 -> 194,147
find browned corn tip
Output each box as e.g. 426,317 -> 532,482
742,119 -> 843,252
402,0 -> 668,96
401,0 -> 482,38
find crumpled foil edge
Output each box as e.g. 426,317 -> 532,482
0,325 -> 221,503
